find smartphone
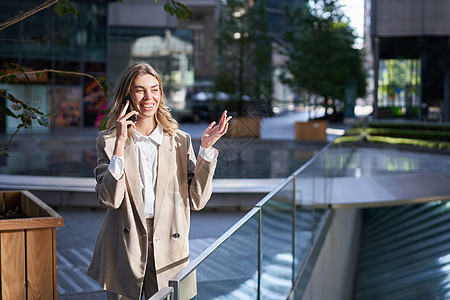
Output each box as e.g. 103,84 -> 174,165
124,96 -> 138,123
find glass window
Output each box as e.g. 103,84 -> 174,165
54,12 -> 81,60
0,1 -> 23,57
21,8 -> 53,58
378,59 -> 421,118
83,77 -> 106,127
82,2 -> 107,62
49,85 -> 82,127
0,83 -> 49,134
109,26 -> 194,111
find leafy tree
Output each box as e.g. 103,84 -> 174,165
280,0 -> 367,118
0,0 -> 191,155
214,0 -> 272,116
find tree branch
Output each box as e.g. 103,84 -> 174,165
0,69 -> 104,90
0,0 -> 60,32
0,33 -> 61,42
0,125 -> 22,155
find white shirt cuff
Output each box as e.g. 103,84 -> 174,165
199,146 -> 218,162
108,155 -> 124,180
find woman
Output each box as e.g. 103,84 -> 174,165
87,62 -> 231,300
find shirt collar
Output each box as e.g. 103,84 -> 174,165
132,125 -> 163,146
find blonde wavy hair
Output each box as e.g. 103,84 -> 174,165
106,62 -> 178,136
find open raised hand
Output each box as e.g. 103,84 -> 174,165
201,110 -> 232,148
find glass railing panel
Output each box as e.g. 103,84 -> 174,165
314,147 -> 327,207
294,205 -> 314,274
326,143 -> 354,177
260,177 -> 294,300
192,209 -> 260,299
344,146 -> 450,177
294,161 -> 315,207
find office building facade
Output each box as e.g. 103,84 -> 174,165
0,0 -> 218,133
367,0 -> 450,121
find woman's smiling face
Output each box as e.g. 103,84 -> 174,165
129,73 -> 161,120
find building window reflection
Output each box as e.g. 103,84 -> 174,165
377,59 -> 421,118
0,0 -> 107,131
109,27 -> 194,112
50,86 -> 82,127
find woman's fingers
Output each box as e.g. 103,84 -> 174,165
123,110 -> 139,122
208,121 -> 216,129
120,100 -> 130,116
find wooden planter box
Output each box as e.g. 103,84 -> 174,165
0,190 -> 64,300
226,116 -> 261,138
295,120 -> 328,141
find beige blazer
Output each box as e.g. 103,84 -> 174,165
87,128 -> 216,299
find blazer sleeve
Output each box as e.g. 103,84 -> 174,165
186,133 -> 217,211
93,132 -> 126,209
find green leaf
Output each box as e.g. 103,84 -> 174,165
21,115 -> 32,127
36,72 -> 43,79
36,115 -> 50,127
100,108 -> 111,115
98,115 -> 108,131
11,104 -> 22,111
67,1 -> 80,16
164,3 -> 171,12
3,152 -> 10,158
54,0 -> 80,17
53,2 -> 65,17
0,106 -> 18,118
24,73 -> 31,83
1,76 -> 8,84
9,75 -> 18,83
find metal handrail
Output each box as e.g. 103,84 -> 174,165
167,139 -> 340,300
149,286 -> 173,300
169,207 -> 261,299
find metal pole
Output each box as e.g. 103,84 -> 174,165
292,175 -> 297,286
257,208 -> 262,300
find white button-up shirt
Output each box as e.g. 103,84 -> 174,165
108,126 -> 218,218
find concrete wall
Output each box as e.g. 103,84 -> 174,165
108,0 -> 178,28
374,0 -> 450,36
302,208 -> 362,300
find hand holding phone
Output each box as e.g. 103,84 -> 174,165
124,96 -> 138,124
113,97 -> 139,156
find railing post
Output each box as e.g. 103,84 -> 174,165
168,279 -> 179,300
257,207 -> 262,300
324,147 -> 328,206
311,158 -> 316,243
292,175 -> 297,287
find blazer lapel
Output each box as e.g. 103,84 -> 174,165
123,132 -> 146,226
154,133 -> 174,225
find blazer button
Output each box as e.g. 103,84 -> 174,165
172,233 -> 180,239
124,227 -> 130,234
